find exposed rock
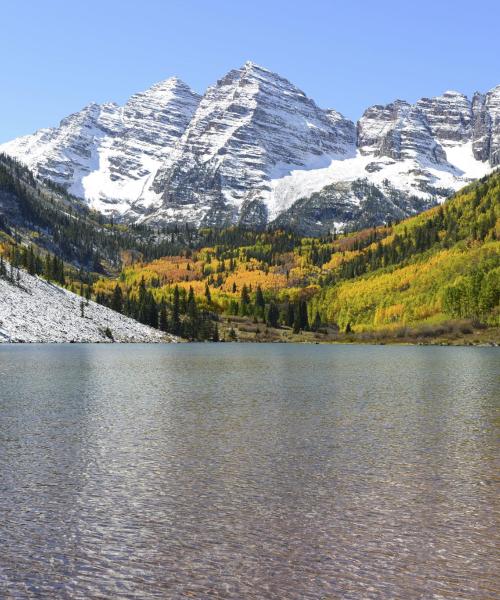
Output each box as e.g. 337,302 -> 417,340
472,85 -> 500,166
416,91 -> 472,145
273,179 -> 435,236
148,61 -> 356,226
1,64 -> 498,234
358,101 -> 447,164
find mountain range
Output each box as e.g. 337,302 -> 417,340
2,62 -> 499,234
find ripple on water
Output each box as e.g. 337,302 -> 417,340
0,344 -> 498,598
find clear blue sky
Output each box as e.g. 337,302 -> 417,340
1,0 -> 499,142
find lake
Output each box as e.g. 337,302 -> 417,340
0,344 -> 499,599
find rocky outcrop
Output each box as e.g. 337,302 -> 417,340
148,62 -> 356,227
357,100 -> 447,164
471,85 -> 500,166
1,64 -> 498,234
273,179 -> 435,236
416,91 -> 472,145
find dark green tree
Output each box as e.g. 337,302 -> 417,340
110,284 -> 123,313
266,301 -> 279,328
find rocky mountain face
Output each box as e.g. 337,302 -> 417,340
1,78 -> 201,215
148,62 -> 356,228
357,100 -> 448,163
1,64 -> 498,234
471,87 -> 500,166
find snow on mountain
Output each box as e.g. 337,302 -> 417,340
147,61 -> 356,227
266,90 -> 495,227
0,78 -> 200,215
471,85 -> 500,166
0,267 -> 177,343
1,63 -> 498,233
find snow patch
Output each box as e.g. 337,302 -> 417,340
0,267 -> 178,343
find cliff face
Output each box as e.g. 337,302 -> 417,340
1,78 -> 200,215
1,65 -> 498,234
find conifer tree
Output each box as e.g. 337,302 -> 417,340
159,303 -> 168,332
299,300 -> 309,330
266,301 -> 279,328
204,282 -> 211,303
255,285 -> 265,317
171,285 -> 181,335
110,284 -> 123,313
293,310 -> 301,334
240,284 -> 250,316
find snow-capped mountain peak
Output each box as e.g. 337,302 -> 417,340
147,62 -> 356,226
1,64 -> 498,234
1,77 -> 201,214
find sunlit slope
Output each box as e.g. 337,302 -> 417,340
311,172 -> 499,330
92,171 -> 499,336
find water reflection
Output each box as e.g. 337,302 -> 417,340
0,344 -> 498,598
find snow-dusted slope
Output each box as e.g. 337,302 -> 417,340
266,88 -> 498,230
147,61 -> 356,227
0,78 -> 200,215
0,268 -> 176,343
1,64 -> 499,233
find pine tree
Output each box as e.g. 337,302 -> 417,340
171,285 -> 181,335
240,284 -> 250,316
266,301 -> 279,328
44,253 -> 52,280
293,310 -> 301,334
110,284 -> 123,313
255,285 -> 265,317
204,282 -> 211,303
299,300 -> 309,330
185,286 -> 199,340
159,303 -> 168,332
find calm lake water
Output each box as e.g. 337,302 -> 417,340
0,344 -> 499,599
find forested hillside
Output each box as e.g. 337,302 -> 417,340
1,156 -> 498,343
89,171 -> 499,341
0,154 -> 199,272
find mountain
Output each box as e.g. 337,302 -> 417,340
1,64 -> 498,233
1,78 -> 200,216
272,88 -> 498,234
147,61 -> 356,228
